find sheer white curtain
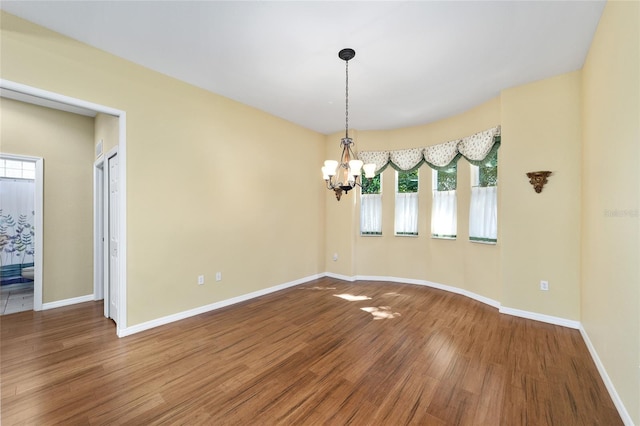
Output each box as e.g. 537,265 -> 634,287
0,178 -> 35,265
361,194 -> 382,235
395,192 -> 418,235
431,190 -> 457,238
469,186 -> 497,242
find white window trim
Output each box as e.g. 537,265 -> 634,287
360,175 -> 383,236
431,169 -> 457,239
469,164 -> 497,244
395,170 -> 419,236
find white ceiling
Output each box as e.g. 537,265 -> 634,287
1,1 -> 606,135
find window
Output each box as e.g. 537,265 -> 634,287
431,165 -> 457,239
395,170 -> 418,236
469,148 -> 498,243
360,174 -> 382,235
0,159 -> 35,180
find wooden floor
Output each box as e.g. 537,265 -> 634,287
1,278 -> 622,425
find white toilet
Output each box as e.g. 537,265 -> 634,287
21,266 -> 34,280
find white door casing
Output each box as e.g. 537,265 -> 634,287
94,159 -> 105,308
108,152 -> 119,324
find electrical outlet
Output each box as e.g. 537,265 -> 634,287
216,272 -> 222,281
540,280 -> 549,291
333,253 -> 338,261
198,275 -> 205,285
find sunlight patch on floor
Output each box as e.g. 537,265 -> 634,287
361,306 -> 401,320
333,294 -> 372,302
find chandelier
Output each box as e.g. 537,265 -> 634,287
322,48 -> 375,201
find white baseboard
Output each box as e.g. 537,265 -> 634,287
336,273 -> 579,329
498,306 -> 581,329
579,325 -> 634,426
323,272 -> 356,282
354,274 -> 501,309
42,294 -> 94,310
117,274 -> 323,338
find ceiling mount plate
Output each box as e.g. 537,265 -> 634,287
338,48 -> 356,61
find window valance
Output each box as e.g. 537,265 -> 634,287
357,151 -> 390,175
358,125 -> 501,173
389,148 -> 424,172
423,139 -> 462,171
459,126 -> 501,162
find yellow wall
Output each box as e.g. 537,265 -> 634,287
500,71 -> 583,320
582,1 -> 639,422
1,98 -> 95,302
1,12 -> 326,325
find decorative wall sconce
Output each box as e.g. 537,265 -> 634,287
526,171 -> 552,193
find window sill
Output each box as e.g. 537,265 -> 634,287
431,235 -> 456,240
360,233 -> 383,237
469,239 -> 497,245
395,233 -> 418,237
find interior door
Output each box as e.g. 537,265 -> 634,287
108,153 -> 119,324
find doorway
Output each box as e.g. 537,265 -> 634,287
1,79 -> 128,336
0,155 -> 43,314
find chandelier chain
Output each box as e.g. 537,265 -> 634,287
345,59 -> 349,140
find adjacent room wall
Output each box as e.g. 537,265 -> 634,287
1,98 -> 95,303
0,12 -> 326,326
581,1 -> 639,423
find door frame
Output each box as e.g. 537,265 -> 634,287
1,79 -> 128,336
0,154 -> 43,311
93,157 -> 105,311
103,147 -> 119,322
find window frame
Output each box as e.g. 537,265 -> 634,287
394,170 -> 419,236
431,165 -> 457,240
0,159 -> 36,180
469,148 -> 498,244
360,173 -> 383,236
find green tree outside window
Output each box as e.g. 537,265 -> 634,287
362,174 -> 381,194
397,170 -> 418,193
478,149 -> 498,187
436,164 -> 457,191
